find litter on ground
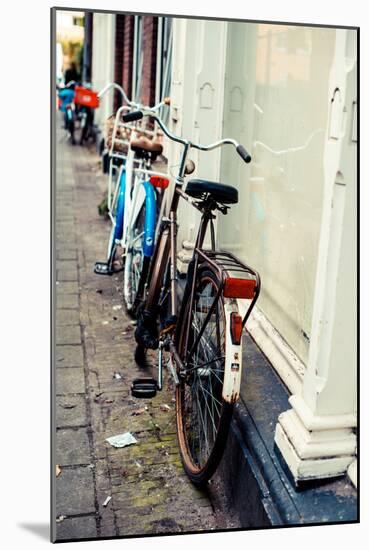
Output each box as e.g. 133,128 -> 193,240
106,432 -> 138,448
102,496 -> 112,507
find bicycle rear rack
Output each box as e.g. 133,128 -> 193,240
196,249 -> 261,327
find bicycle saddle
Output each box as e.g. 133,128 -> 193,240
130,136 -> 163,155
185,179 -> 238,205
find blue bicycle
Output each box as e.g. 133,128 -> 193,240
57,81 -> 77,144
94,90 -> 170,316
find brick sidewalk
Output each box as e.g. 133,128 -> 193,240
54,125 -> 238,541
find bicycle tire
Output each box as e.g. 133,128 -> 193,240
68,118 -> 75,145
107,242 -> 118,273
106,223 -> 119,272
124,206 -> 151,316
104,168 -> 126,273
176,267 -> 233,485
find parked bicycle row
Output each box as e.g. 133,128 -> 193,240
57,79 -> 261,486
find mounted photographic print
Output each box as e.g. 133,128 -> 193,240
51,6 -> 358,543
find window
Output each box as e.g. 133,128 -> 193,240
132,15 -> 143,103
156,17 -> 173,124
131,15 -> 172,119
73,15 -> 84,27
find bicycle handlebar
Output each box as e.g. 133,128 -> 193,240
59,80 -> 77,89
122,110 -> 144,123
98,82 -> 131,105
236,144 -> 252,164
123,108 -> 252,164
97,83 -> 171,113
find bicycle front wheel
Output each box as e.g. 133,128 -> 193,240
176,268 -> 233,485
106,226 -> 119,273
124,206 -> 150,316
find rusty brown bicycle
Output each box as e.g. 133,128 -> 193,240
122,107 -> 261,485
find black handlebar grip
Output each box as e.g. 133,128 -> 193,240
122,110 -> 144,122
236,144 -> 252,164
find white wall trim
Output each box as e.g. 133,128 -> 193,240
239,303 -> 305,396
274,29 -> 357,483
275,422 -> 355,482
290,394 -> 356,431
347,459 -> 357,488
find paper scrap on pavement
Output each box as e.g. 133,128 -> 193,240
105,432 -> 137,448
131,407 -> 147,416
102,496 -> 112,507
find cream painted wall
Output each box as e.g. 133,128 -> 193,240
317,47 -> 357,417
218,23 -> 337,365
168,19 -> 357,481
273,29 -> 357,482
170,19 -> 356,377
91,14 -> 115,129
167,18 -> 227,258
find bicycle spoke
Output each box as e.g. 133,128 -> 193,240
185,355 -> 225,373
193,376 -> 210,462
126,210 -> 145,308
130,230 -> 144,247
179,275 -> 228,471
197,375 -> 222,420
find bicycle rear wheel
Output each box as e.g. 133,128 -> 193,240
176,268 -> 233,485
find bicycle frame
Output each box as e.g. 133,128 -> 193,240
106,109 -> 167,259
95,87 -> 171,300
104,96 -> 170,260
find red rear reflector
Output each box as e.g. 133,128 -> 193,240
230,312 -> 243,345
150,175 -> 170,189
223,278 -> 256,299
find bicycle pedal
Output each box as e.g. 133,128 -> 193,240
131,378 -> 157,398
94,262 -> 113,276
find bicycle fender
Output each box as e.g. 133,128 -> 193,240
113,169 -> 126,242
58,88 -> 75,112
223,299 -> 243,404
142,181 -> 157,257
